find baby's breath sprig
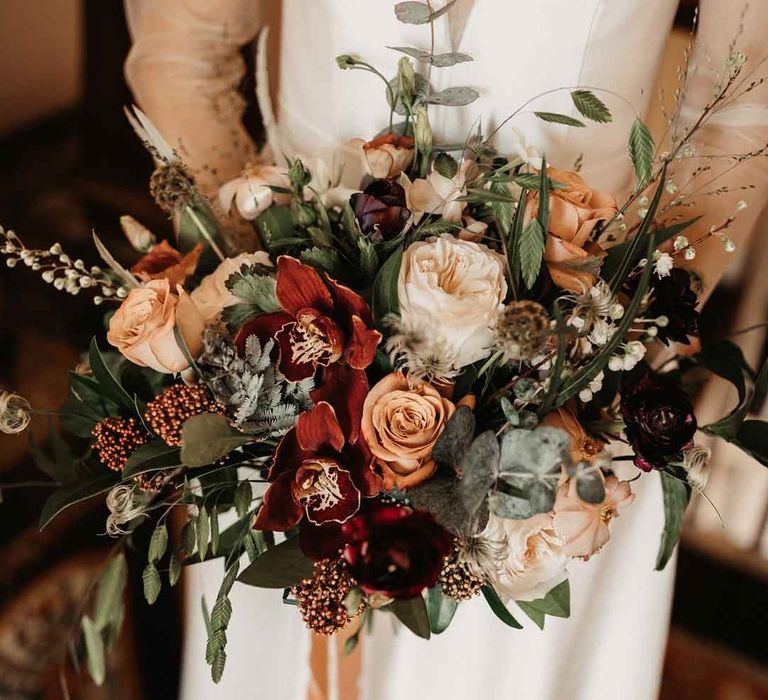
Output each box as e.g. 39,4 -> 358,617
0,227 -> 127,305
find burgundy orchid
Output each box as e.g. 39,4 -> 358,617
236,256 -> 381,382
254,402 -> 381,531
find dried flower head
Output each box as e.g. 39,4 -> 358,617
92,417 -> 150,472
291,558 -> 363,635
144,384 -> 225,447
383,315 -> 459,384
149,163 -> 196,213
683,443 -> 711,492
494,301 -> 551,362
105,483 -> 147,536
454,531 -> 508,584
0,391 -> 32,434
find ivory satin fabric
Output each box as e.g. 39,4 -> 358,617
122,2 -> 768,699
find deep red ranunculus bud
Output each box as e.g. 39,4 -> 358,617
619,367 -> 697,471
648,268 -> 700,345
350,179 -> 410,241
341,503 -> 453,599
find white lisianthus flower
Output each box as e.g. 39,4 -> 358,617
400,160 -> 474,222
398,234 -> 507,369
219,164 -> 290,220
300,151 -> 357,209
483,512 -> 569,603
506,127 -> 543,169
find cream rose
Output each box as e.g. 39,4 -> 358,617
484,512 -> 569,602
398,234 -> 507,369
190,252 -> 272,324
107,278 -> 205,373
361,372 -> 465,489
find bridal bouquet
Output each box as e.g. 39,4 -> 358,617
2,1 -> 767,685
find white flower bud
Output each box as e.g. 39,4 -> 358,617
608,356 -> 624,372
120,215 -> 157,253
578,389 -> 593,402
684,247 -> 696,261
736,200 -> 748,212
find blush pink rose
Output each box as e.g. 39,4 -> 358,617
107,278 -> 205,373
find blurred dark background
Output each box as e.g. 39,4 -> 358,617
1,1 -> 767,699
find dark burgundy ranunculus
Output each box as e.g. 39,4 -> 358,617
648,268 -> 700,345
342,503 -> 453,599
350,179 -> 410,241
619,367 -> 697,471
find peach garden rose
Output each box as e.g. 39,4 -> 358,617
107,278 -> 205,373
361,372 -> 473,489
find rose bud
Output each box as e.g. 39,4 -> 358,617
342,503 -> 453,599
350,179 -> 410,241
352,133 -> 415,179
619,367 -> 697,471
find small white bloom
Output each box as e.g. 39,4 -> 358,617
736,200 -> 748,212
684,247 -> 696,261
653,251 -> 674,278
219,163 -> 290,220
579,388 -> 593,402
673,235 -> 689,251
608,355 -> 624,372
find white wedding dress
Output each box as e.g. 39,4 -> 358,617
122,1 -> 754,699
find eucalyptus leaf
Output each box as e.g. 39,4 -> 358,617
389,46 -> 473,67
499,427 -> 570,475
409,475 -> 487,536
489,489 -> 535,520
428,86 -> 480,107
238,536 -> 314,588
516,579 -> 570,629
391,596 -> 431,639
394,1 -> 432,24
432,405 -> 476,472
575,469 -> 606,504
459,430 -> 500,516
180,413 -> 252,468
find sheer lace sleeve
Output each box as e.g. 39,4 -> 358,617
124,0 -> 264,199
674,0 -> 768,299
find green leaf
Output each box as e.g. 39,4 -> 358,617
299,246 -> 344,278
197,508 -> 210,561
389,46 -> 473,67
571,90 -> 612,123
629,118 -> 654,187
211,510 -> 220,556
169,551 -> 182,586
224,267 -> 280,312
434,152 -> 459,179
698,341 -> 752,439
534,112 -> 585,127
724,419 -> 768,467
372,246 -> 403,319
238,536 -> 315,588
211,596 -> 233,632
180,413 -> 251,468
512,173 -> 568,191
221,303 -> 261,330
481,585 -> 522,629
234,482 -> 252,519
93,553 -> 127,634
40,474 -> 119,530
82,616 -> 106,685
123,441 -> 181,478
89,338 -> 136,411
391,596 -> 431,639
426,586 -> 458,634
68,372 -> 120,418
256,206 -> 295,252
149,524 -> 169,563
537,156 -> 550,235
516,580 -> 570,630
428,86 -> 480,107
432,405 -> 476,472
656,470 -> 691,570
181,519 -> 196,556
142,563 -> 162,604
608,165 -> 666,294
753,357 -> 768,412
519,219 -> 545,289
